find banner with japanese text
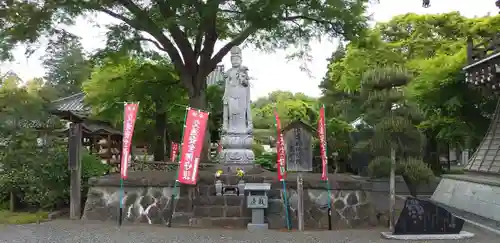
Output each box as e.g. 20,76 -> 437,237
170,142 -> 179,162
274,110 -> 287,181
177,108 -> 209,185
318,106 -> 328,181
120,103 -> 139,179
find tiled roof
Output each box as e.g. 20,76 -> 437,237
57,119 -> 122,135
50,92 -> 90,118
466,99 -> 500,174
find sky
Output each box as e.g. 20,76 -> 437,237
0,0 -> 498,101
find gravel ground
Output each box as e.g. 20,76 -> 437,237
0,220 -> 497,243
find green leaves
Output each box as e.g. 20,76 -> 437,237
82,54 -> 185,144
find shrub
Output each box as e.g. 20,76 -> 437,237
252,142 -> 265,158
401,158 -> 435,185
255,152 -> 276,171
0,136 -> 109,210
368,156 -> 434,196
367,156 -> 404,178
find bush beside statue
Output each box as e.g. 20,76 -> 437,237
368,156 -> 435,197
0,137 -> 109,212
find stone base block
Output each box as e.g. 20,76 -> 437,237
247,223 -> 269,231
380,231 -> 474,240
189,217 -> 251,228
431,174 -> 500,222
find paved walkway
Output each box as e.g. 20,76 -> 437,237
0,220 -> 497,243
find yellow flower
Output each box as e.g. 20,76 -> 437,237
236,168 -> 245,177
215,170 -> 223,177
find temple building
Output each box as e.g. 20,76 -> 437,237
206,65 -> 225,86
431,32 -> 500,225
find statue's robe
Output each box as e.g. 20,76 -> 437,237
223,67 -> 251,133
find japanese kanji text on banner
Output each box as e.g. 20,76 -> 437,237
177,108 -> 209,185
318,106 -> 328,181
170,142 -> 179,162
120,103 -> 139,179
274,110 -> 287,181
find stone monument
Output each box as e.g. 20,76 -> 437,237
219,46 -> 257,173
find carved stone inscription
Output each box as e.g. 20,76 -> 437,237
394,197 -> 464,235
285,125 -> 313,172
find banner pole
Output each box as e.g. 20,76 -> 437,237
119,177 -> 124,226
281,179 -> 291,230
118,102 -> 127,227
322,104 -> 332,230
167,107 -> 189,228
118,101 -> 139,227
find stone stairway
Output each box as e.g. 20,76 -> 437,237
188,195 -> 252,228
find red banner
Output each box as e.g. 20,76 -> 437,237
177,108 -> 209,185
120,103 -> 139,179
274,110 -> 286,181
170,142 -> 179,162
318,106 -> 328,181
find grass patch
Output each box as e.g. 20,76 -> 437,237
0,210 -> 49,224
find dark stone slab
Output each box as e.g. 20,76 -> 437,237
394,197 -> 464,235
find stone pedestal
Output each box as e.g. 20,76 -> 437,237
219,133 -> 255,170
431,173 -> 500,222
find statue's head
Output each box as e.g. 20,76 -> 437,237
230,46 -> 242,68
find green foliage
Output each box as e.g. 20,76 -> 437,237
255,152 -> 276,172
367,157 -> 401,178
401,157 -> 435,185
0,210 -> 49,224
43,30 -> 91,97
356,65 -> 424,157
252,143 -> 265,158
0,82 -> 108,210
321,13 -> 500,176
252,91 -> 318,129
206,84 -> 224,142
326,117 -> 355,158
0,137 -> 109,210
0,0 -> 370,116
368,156 -> 434,186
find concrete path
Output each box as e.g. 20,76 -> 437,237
0,220 -> 497,243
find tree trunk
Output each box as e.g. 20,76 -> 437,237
187,87 -> 211,162
153,108 -> 167,161
389,147 -> 396,231
402,175 -> 418,198
424,133 -> 441,175
446,143 -> 451,171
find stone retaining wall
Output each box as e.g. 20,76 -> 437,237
82,171 -> 405,229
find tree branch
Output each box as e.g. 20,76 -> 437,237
210,25 -> 257,69
113,0 -> 187,75
135,37 -> 167,52
282,15 -> 346,36
157,1 -> 196,68
198,0 -> 221,77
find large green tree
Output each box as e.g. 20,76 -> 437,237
42,30 -> 91,97
321,12 -> 500,173
0,0 -> 369,111
83,54 -> 185,161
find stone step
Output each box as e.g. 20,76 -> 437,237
193,195 -> 244,206
189,217 -> 251,228
193,205 -> 251,217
